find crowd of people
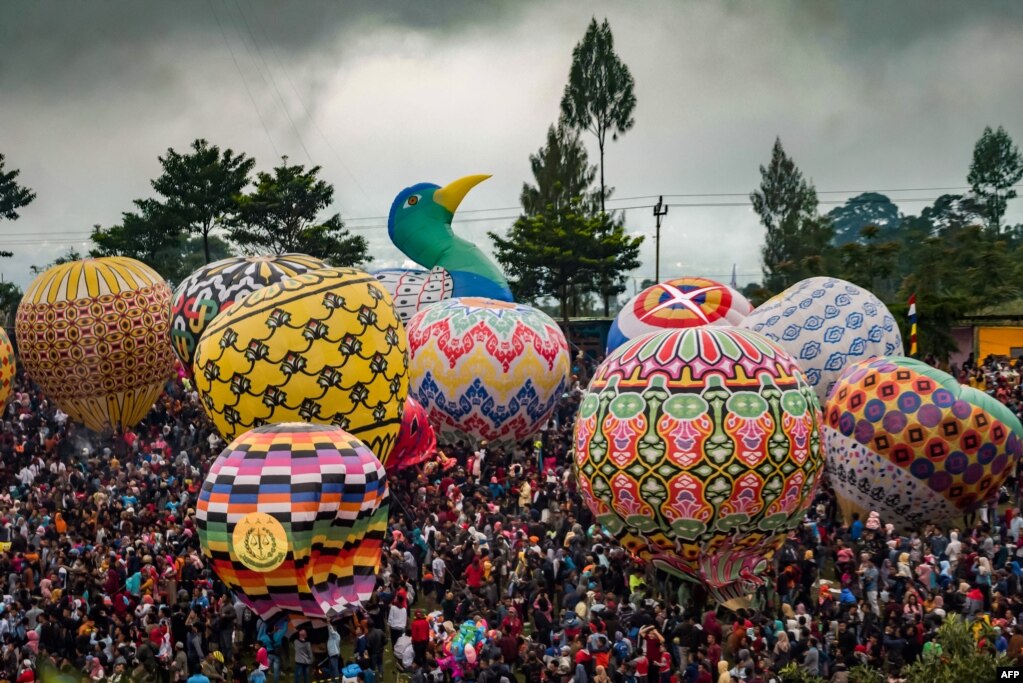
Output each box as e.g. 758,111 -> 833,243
0,348 -> 1017,683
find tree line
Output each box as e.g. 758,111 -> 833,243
2,16 -> 1020,358
749,125 -> 1023,359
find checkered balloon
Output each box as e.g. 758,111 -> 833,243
196,423 -> 388,625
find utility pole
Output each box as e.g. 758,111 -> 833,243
653,196 -> 668,283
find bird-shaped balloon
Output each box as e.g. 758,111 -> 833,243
377,175 -> 513,317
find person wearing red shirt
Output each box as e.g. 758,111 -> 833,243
501,607 -> 523,640
410,610 -> 430,665
465,558 -> 483,590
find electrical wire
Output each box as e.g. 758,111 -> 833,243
207,0 -> 280,158
229,0 -> 314,165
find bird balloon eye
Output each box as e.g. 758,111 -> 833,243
406,195 -> 419,207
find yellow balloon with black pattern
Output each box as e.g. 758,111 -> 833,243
193,267 -> 409,464
15,257 -> 176,432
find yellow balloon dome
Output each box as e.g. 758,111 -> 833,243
0,328 -> 15,410
193,267 -> 409,462
15,257 -> 176,432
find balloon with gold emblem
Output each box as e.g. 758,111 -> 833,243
196,423 -> 389,626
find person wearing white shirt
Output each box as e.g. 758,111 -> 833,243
393,631 -> 414,669
387,601 -> 408,644
1010,514 -> 1023,543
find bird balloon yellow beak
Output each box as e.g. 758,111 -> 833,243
433,174 -> 491,213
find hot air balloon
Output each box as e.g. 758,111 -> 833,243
387,396 -> 438,473
607,277 -> 753,354
407,297 -> 570,446
741,277 -> 902,406
196,423 -> 388,628
371,267 -> 454,324
372,175 -> 512,321
171,254 -> 328,371
823,356 -> 1023,530
574,327 -> 823,605
193,267 -> 409,462
0,329 -> 15,410
15,257 -> 176,432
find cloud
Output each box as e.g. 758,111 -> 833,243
1,0 -> 1022,291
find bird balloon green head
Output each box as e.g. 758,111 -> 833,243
387,174 -> 490,263
386,174 -> 513,302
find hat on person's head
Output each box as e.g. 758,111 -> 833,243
175,642 -> 184,650
213,651 -> 224,663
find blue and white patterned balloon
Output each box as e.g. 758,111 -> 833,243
740,277 -> 903,406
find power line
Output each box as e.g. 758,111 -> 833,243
207,0 -> 280,158
6,187 -> 1019,241
229,0 -> 314,165
246,3 -> 371,201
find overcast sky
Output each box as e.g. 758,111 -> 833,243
2,0 -> 1022,291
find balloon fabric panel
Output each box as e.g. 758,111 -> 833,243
15,257 -> 176,432
574,326 -> 823,604
193,267 -> 409,464
196,423 -> 388,625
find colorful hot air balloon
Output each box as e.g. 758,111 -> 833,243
387,396 -> 438,473
574,327 -> 823,605
741,277 -> 903,406
607,277 -> 753,354
196,423 -> 388,627
193,267 -> 409,462
823,356 -> 1023,530
407,297 -> 570,446
15,257 -> 176,432
0,328 -> 15,410
171,254 -> 328,371
372,267 -> 454,324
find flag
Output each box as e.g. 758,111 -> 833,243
730,263 -> 738,289
908,294 -> 917,356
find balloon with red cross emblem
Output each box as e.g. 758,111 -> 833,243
607,277 -> 753,354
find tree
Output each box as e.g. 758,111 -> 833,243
152,139 -> 255,263
752,138 -> 834,293
521,124 -> 599,214
30,247 -> 84,275
490,198 -> 627,321
0,283 -> 21,329
592,213 -> 643,316
827,192 -> 902,246
0,154 -> 36,260
491,124 -> 642,320
901,614 -> 1008,683
90,200 -> 234,285
968,125 -> 1023,232
231,159 -> 369,267
833,224 -> 901,301
0,154 -> 35,222
560,17 -> 636,214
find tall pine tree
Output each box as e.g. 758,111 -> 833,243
752,138 -> 833,292
968,125 -> 1023,232
560,18 -> 636,214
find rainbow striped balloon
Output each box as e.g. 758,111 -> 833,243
196,423 -> 388,627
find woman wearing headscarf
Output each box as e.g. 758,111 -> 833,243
773,630 -> 791,669
717,660 -> 731,683
976,556 -> 994,610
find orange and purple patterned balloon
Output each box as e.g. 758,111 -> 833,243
823,356 -> 1023,530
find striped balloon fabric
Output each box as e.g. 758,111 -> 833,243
197,423 -> 388,626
